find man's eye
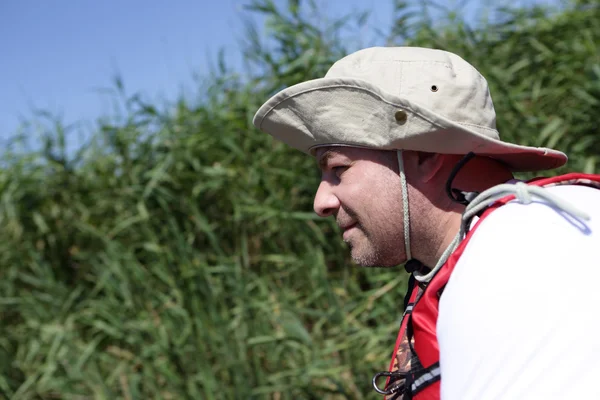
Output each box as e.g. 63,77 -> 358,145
332,166 -> 348,177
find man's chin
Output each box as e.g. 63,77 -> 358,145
345,233 -> 401,268
349,247 -> 397,268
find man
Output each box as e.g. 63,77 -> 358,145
252,47 -> 600,399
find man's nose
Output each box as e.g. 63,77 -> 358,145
313,180 -> 340,217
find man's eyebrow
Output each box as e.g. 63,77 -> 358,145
317,150 -> 341,170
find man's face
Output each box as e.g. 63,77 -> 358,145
313,146 -> 405,267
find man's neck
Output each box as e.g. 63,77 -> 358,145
409,155 -> 513,269
422,207 -> 463,269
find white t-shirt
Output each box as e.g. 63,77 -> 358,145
437,184 -> 600,399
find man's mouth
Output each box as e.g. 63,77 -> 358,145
341,223 -> 357,240
339,222 -> 356,230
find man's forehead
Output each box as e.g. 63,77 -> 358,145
314,146 -> 353,159
314,146 -> 392,160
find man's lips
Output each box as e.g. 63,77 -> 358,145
339,222 -> 356,231
341,223 -> 357,239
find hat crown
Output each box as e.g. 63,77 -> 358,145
325,47 -> 497,133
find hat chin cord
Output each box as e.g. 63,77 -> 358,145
396,150 -> 412,261
395,150 -> 471,281
397,149 -> 462,282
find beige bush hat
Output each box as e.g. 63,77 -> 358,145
252,46 -> 567,172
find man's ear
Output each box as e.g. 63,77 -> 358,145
416,152 -> 446,183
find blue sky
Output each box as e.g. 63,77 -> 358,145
0,0 -> 558,146
0,0 -> 394,144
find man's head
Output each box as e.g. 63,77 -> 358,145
252,46 -> 567,266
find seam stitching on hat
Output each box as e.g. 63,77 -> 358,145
381,61 -> 451,66
453,64 -> 474,73
260,82 -> 497,135
260,83 -> 447,129
456,121 -> 498,133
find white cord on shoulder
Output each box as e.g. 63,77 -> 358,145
413,180 -> 591,283
397,150 -> 412,261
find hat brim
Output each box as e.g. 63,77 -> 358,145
252,77 -> 567,172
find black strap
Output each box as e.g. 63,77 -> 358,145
371,263 -> 434,398
403,273 -> 416,310
446,152 -> 479,205
371,280 -> 417,398
405,314 -> 441,396
410,361 -> 441,395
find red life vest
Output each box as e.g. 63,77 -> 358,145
378,173 -> 600,400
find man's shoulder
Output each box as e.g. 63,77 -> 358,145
458,183 -> 600,265
438,182 -> 600,400
477,183 -> 600,235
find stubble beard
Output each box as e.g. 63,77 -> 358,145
345,224 -> 396,268
340,195 -> 403,268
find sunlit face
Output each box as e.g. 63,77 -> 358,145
313,146 -> 406,267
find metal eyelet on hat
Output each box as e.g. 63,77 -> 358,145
394,110 -> 408,124
431,85 -> 438,92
